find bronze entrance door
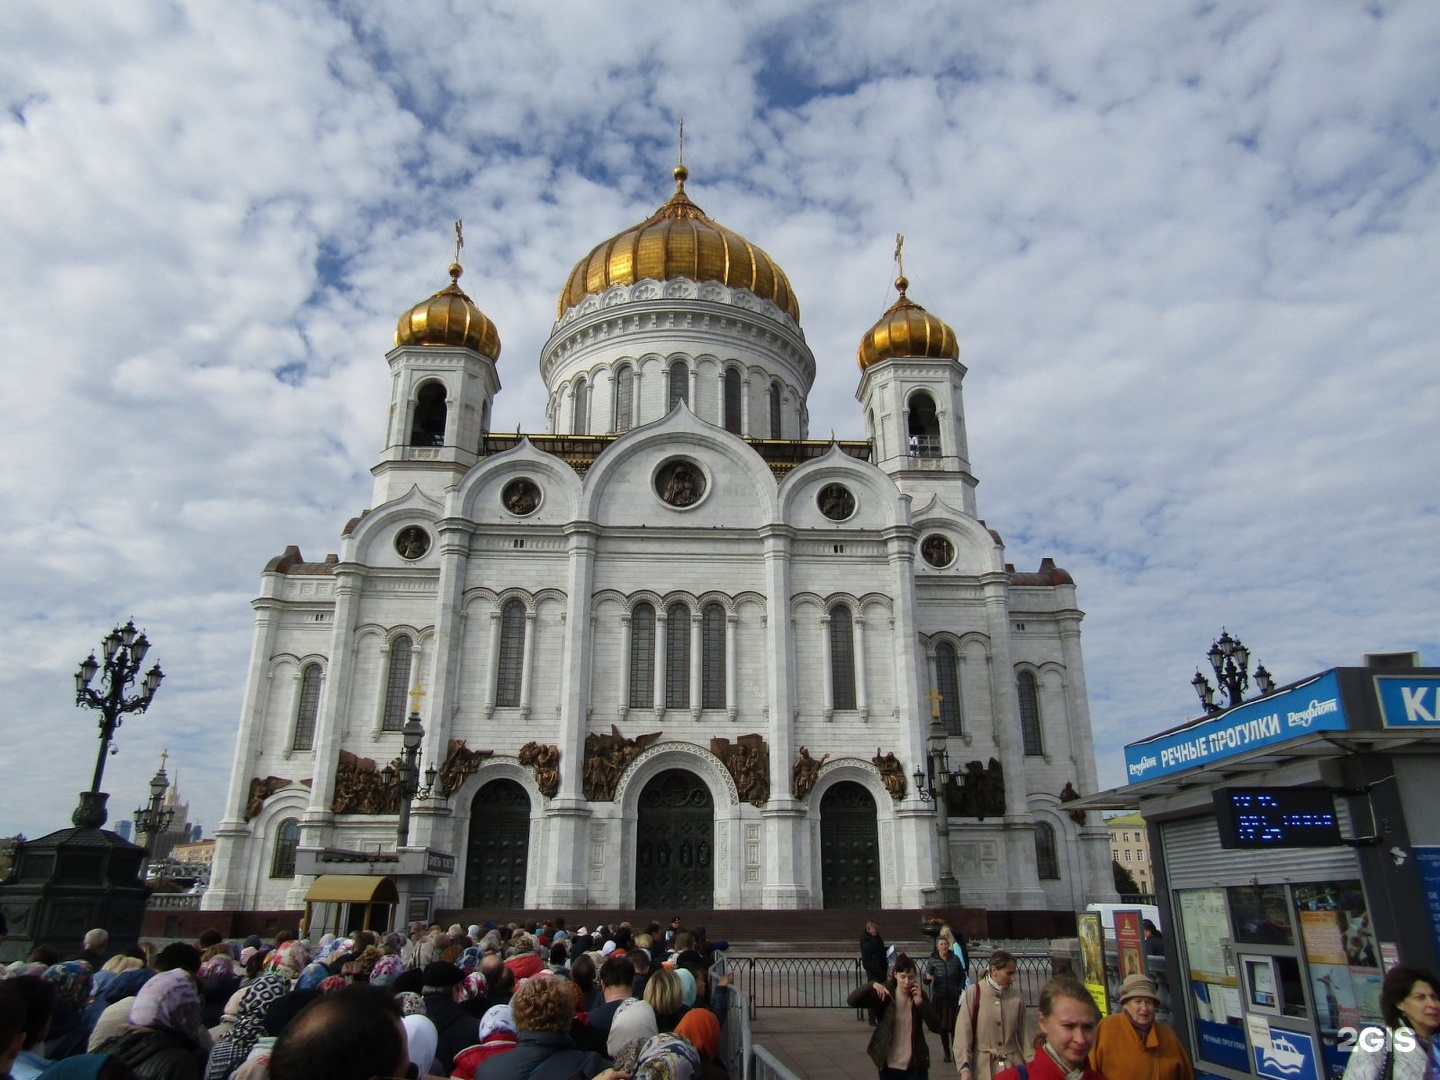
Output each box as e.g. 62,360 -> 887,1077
464,779 -> 530,908
820,781 -> 881,909
635,769 -> 714,909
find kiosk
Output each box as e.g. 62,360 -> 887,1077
1076,659 -> 1440,1080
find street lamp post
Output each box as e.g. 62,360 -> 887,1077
72,620 -> 165,829
1192,630 -> 1273,713
381,711 -> 438,849
913,688 -> 961,904
133,753 -> 176,878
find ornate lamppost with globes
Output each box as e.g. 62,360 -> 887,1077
381,691 -> 438,849
133,752 -> 176,878
72,620 -> 165,829
913,687 -> 961,904
1192,629 -> 1274,714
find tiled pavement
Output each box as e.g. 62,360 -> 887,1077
751,1005 -> 955,1080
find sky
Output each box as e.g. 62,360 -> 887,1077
1,1 -> 1437,843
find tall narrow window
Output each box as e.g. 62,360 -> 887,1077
701,603 -> 726,708
292,663 -> 322,751
907,390 -> 941,457
495,601 -> 526,707
1035,821 -> 1060,879
935,644 -> 962,736
665,602 -> 690,709
270,818 -> 299,878
829,606 -> 857,710
615,365 -> 635,432
668,363 -> 689,409
723,368 -> 742,435
769,381 -> 783,438
1018,670 -> 1044,755
573,378 -> 589,434
629,603 -> 655,708
382,635 -> 412,732
410,381 -> 447,446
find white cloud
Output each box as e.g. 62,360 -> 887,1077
1,0 -> 1437,847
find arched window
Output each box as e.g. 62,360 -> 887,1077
829,606 -> 857,710
935,644 -> 962,736
769,381 -> 783,439
668,362 -> 689,409
723,368 -> 742,435
382,635 -> 412,732
410,381 -> 447,447
270,818 -> 299,878
1018,670 -> 1044,755
292,663 -> 322,751
495,600 -> 526,707
907,391 -> 941,457
629,603 -> 655,708
701,603 -> 726,708
573,377 -> 589,434
615,365 -> 635,432
665,602 -> 690,709
480,401 -> 490,439
1035,821 -> 1060,880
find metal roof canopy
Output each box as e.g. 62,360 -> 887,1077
303,874 -> 399,904
1072,729 -> 1440,812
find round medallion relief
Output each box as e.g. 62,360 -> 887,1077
817,483 -> 856,521
394,526 -> 431,561
921,534 -> 955,568
655,458 -> 707,508
502,478 -> 540,516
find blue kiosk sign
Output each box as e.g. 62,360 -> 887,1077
1125,671 -> 1347,784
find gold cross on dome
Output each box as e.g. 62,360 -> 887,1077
408,685 -> 427,714
159,748 -> 169,769
678,117 -> 685,166
894,233 -> 906,278
454,220 -> 464,264
925,686 -> 942,719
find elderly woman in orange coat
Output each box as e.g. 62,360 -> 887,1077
1089,974 -> 1194,1080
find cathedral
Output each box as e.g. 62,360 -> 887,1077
203,163 -> 1115,916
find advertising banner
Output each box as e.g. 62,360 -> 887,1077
1125,671 -> 1345,783
1374,675 -> 1440,728
1116,908 -> 1146,979
1077,911 -> 1109,1015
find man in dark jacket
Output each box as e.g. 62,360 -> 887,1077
860,920 -> 889,1027
270,986 -> 408,1080
423,961 -> 482,1074
848,953 -> 941,1080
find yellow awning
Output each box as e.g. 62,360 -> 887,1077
303,875 -> 399,904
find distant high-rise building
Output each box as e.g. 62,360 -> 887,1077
115,820 -> 132,842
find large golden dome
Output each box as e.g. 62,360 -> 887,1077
856,277 -> 958,369
558,166 -> 800,322
395,263 -> 502,359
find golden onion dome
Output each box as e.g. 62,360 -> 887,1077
395,262 -> 502,359
558,165 -> 800,322
856,276 -> 959,369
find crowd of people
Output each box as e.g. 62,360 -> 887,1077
0,917 -> 734,1080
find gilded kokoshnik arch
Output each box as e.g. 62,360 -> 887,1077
204,167 -> 1117,917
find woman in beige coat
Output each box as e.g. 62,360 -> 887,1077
953,950 -> 1030,1080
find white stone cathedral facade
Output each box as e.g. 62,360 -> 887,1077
204,166 -> 1116,916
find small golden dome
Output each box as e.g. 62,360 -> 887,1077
558,167 -> 800,321
856,277 -> 958,369
395,263 -> 502,359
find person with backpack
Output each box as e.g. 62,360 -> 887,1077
954,950 -> 1028,1080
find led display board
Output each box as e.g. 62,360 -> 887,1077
1213,787 -> 1342,849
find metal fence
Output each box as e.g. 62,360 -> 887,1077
718,965 -> 804,1080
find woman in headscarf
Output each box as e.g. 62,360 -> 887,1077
606,1000 -> 659,1059
610,1032 -> 702,1080
203,972 -> 291,1080
369,954 -> 406,990
94,969 -> 205,1080
43,962 -> 96,1060
402,1014 -> 440,1078
452,1005 -> 518,1079
229,989 -> 319,1080
395,992 -> 427,1018
674,1009 -> 727,1079
674,969 -> 697,1010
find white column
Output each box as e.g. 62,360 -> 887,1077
689,366 -> 699,415
819,613 -> 834,721
854,615 -> 869,722
740,378 -> 751,436
725,614 -> 738,722
618,612 -> 632,720
482,610 -> 501,719
654,609 -> 668,717
760,523 -> 807,907
689,610 -> 702,720
519,611 -> 536,720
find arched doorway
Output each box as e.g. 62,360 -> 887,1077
465,779 -> 530,908
635,769 -> 714,909
820,781 -> 881,909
